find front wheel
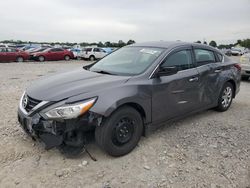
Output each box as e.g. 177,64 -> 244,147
38,56 -> 45,62
215,82 -> 234,112
95,106 -> 143,157
64,55 -> 70,61
89,56 -> 95,61
16,56 -> 24,62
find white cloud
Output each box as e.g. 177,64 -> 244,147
0,0 -> 249,44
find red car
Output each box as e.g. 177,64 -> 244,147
0,48 -> 29,62
32,48 -> 74,62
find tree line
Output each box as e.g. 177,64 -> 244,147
195,39 -> 250,49
0,39 -> 136,48
1,38 -> 250,49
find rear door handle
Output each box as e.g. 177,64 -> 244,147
214,69 -> 222,73
189,77 -> 199,82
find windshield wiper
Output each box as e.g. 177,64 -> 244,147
92,70 -> 116,75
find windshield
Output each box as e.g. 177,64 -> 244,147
90,47 -> 164,76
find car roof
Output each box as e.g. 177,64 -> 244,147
130,41 -> 221,53
130,41 -> 191,48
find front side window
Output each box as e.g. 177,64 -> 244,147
90,47 -> 164,76
216,53 -> 223,62
161,50 -> 194,71
194,49 -> 215,65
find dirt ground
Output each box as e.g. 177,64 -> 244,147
0,58 -> 249,188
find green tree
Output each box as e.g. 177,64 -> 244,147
196,40 -> 201,43
104,41 -> 111,47
118,40 -> 126,47
127,39 -> 135,45
203,41 -> 207,45
98,41 -> 104,47
209,40 -> 217,47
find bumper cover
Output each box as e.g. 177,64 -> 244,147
18,107 -> 99,149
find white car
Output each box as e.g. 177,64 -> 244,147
231,48 -> 244,56
80,47 -> 108,61
240,53 -> 250,80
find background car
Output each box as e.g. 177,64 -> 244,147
79,47 -> 108,61
220,48 -> 232,56
32,48 -> 74,62
231,48 -> 244,56
240,53 -> 250,80
0,47 -> 29,62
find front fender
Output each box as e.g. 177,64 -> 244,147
67,85 -> 152,124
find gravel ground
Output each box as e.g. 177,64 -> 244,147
0,58 -> 249,188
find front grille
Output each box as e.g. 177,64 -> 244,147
25,96 -> 41,112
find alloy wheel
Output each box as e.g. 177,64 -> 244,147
221,86 -> 232,108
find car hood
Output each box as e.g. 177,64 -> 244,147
26,68 -> 130,101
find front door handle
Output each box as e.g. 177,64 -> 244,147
189,77 -> 199,82
214,69 -> 222,73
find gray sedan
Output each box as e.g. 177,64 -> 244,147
18,41 -> 241,157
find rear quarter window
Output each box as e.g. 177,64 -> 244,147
216,53 -> 224,62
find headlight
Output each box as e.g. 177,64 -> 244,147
45,98 -> 97,119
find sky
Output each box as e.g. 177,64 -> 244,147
0,0 -> 249,44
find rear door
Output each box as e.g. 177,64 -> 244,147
47,48 -> 63,60
6,48 -> 17,62
0,48 -> 8,62
193,48 -> 223,106
152,46 -> 200,123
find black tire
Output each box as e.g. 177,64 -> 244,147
64,55 -> 70,61
215,82 -> 234,112
38,56 -> 45,62
89,55 -> 95,61
95,106 -> 143,157
16,56 -> 24,62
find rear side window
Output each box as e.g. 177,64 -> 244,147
84,48 -> 92,52
194,49 -> 215,65
161,50 -> 194,71
6,48 -> 16,52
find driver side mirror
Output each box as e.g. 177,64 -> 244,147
156,66 -> 178,77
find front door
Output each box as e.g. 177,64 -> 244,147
152,47 -> 200,123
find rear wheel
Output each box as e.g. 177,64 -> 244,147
64,55 -> 70,61
95,106 -> 143,157
215,82 -> 234,112
38,56 -> 45,62
89,55 -> 95,61
16,56 -> 24,62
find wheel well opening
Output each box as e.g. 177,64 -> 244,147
120,103 -> 147,136
227,80 -> 236,98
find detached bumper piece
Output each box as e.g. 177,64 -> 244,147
18,108 -> 99,150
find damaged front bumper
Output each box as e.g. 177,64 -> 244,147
17,106 -> 101,149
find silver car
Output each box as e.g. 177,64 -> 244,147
240,53 -> 250,80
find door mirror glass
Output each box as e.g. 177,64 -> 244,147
157,66 -> 178,77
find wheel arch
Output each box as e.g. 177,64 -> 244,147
226,79 -> 236,98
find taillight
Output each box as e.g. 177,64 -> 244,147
234,63 -> 241,71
